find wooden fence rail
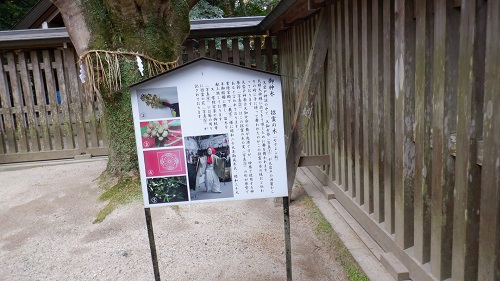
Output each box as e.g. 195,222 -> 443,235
278,1 -> 499,280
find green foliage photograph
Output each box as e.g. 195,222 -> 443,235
147,176 -> 189,204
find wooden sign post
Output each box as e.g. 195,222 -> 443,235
127,58 -> 292,279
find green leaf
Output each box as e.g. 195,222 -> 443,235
141,125 -> 148,135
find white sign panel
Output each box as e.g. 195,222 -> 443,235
131,59 -> 288,207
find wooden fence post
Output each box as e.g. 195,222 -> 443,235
383,0 -> 395,235
361,0 -> 373,214
394,0 -> 415,250
371,0 -> 385,223
413,0 -> 433,264
0,56 -> 17,154
344,0 -> 355,198
477,1 -> 500,280
430,0 -> 459,279
452,0 -> 487,280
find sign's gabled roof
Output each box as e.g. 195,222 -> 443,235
120,57 -> 280,93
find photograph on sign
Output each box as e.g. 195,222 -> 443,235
138,87 -> 180,119
143,147 -> 187,177
146,176 -> 189,204
140,119 -> 183,149
184,134 -> 233,201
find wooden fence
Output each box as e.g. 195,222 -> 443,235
182,36 -> 278,72
0,36 -> 278,164
0,47 -> 107,164
277,1 -> 499,280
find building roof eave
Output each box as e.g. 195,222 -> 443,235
0,27 -> 71,49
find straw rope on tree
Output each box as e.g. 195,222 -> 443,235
79,50 -> 179,98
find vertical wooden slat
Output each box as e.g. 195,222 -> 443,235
18,51 -> 41,152
394,0 -> 415,249
430,0 -> 459,278
198,40 -> 206,57
304,26 -> 310,154
303,21 -> 311,155
97,93 -> 107,148
243,37 -> 251,67
452,0 -> 486,280
63,48 -> 86,152
265,36 -> 273,72
254,37 -> 262,70
54,49 -> 74,149
287,31 -> 292,128
42,50 -> 63,150
275,35 -> 280,77
278,33 -> 285,127
344,0 -> 355,198
330,2 -> 340,184
30,50 -> 52,151
317,64 -> 323,158
308,21 -> 314,156
372,0 -> 384,223
337,1 -> 347,191
313,21 -> 319,157
86,97 -> 99,148
353,0 -> 363,206
186,40 -> 194,62
300,22 -> 304,91
321,61 -> 328,172
0,129 -> 4,154
477,1 -> 500,280
79,62 -> 99,149
414,0 -> 433,264
6,53 -> 28,153
318,20 -> 324,160
0,55 -> 17,153
299,23 -> 304,79
221,39 -> 228,62
293,26 -> 299,101
284,33 -> 290,130
323,66 -> 329,171
232,38 -> 239,65
289,29 -> 294,126
362,0 -> 373,213
208,39 -> 216,59
383,0 -> 395,235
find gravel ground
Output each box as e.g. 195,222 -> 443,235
0,159 -> 347,281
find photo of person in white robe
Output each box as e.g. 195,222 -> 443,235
196,147 -> 226,193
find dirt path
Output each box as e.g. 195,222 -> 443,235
0,159 -> 347,280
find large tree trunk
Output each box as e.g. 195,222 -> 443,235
51,0 -> 192,176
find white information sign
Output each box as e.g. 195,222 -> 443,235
131,58 -> 288,207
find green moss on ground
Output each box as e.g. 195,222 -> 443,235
300,193 -> 369,281
94,174 -> 142,223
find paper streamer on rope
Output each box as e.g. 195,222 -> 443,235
79,62 -> 86,83
137,56 -> 144,76
77,50 -> 179,97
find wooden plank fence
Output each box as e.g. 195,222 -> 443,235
182,36 -> 278,72
0,36 -> 278,164
277,0 -> 499,280
0,47 -> 106,164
